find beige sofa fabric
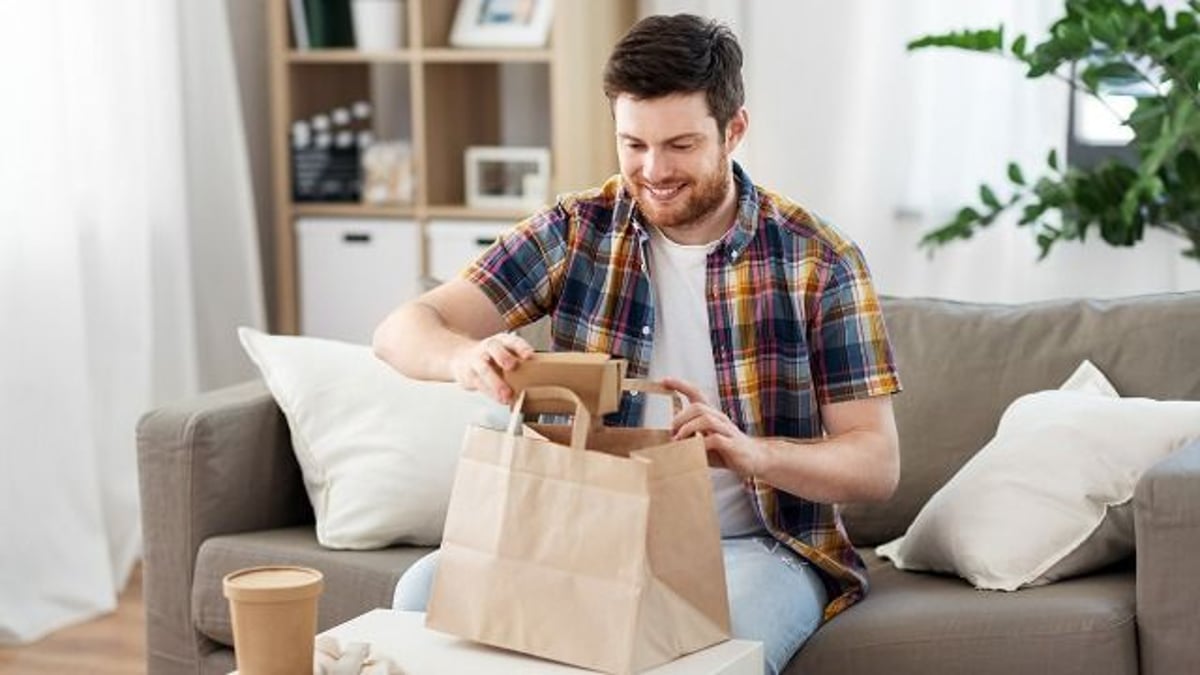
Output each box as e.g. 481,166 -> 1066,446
1134,439 -> 1200,675
136,293 -> 1200,675
136,382 -> 310,674
842,293 -> 1200,547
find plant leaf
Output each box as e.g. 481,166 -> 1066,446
1011,34 -> 1028,57
980,184 -> 1002,209
1007,162 -> 1026,185
1048,148 -> 1060,171
907,27 -> 1005,52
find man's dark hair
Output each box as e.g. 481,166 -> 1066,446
602,14 -> 745,134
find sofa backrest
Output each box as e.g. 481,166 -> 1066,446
841,292 -> 1200,547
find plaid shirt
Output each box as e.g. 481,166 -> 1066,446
464,162 -> 902,620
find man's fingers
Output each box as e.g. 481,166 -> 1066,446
484,334 -> 535,372
661,377 -> 708,405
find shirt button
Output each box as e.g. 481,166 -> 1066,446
641,326 -> 651,336
730,250 -> 739,260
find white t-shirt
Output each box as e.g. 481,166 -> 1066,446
642,225 -> 764,538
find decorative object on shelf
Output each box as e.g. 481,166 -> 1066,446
362,140 -> 416,204
907,0 -> 1200,262
449,0 -> 554,48
351,0 -> 405,50
292,100 -> 375,202
464,145 -> 550,210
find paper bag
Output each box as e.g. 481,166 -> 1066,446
426,383 -> 730,674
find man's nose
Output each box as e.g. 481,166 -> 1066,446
641,149 -> 673,184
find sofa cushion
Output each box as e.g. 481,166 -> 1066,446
192,526 -> 434,647
877,368 -> 1200,590
845,293 -> 1200,546
238,327 -> 501,550
788,551 -> 1137,675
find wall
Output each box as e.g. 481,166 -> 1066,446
225,0 -> 276,325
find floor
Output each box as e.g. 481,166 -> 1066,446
0,565 -> 145,674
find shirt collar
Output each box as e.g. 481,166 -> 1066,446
613,160 -> 762,262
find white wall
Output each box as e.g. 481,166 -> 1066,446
640,0 -> 1200,301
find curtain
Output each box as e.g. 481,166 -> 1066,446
0,0 -> 264,644
639,0 -> 1200,300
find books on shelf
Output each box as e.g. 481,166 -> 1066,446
288,0 -> 310,49
291,0 -> 356,49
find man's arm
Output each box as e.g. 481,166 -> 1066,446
665,378 -> 899,503
372,279 -> 534,404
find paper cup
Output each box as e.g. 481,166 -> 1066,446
223,566 -> 324,675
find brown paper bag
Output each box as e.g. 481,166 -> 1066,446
426,383 -> 730,674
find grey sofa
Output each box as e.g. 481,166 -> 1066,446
137,293 -> 1200,675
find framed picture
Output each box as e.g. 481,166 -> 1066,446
465,146 -> 551,210
448,0 -> 554,48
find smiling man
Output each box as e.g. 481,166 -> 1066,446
373,14 -> 902,674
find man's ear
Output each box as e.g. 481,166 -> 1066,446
724,107 -> 748,152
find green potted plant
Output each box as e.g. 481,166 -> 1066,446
908,0 -> 1200,260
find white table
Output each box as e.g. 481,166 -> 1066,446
319,609 -> 763,674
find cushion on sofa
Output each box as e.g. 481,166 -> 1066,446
238,327 -> 500,549
844,293 -> 1200,546
789,551 -> 1137,675
192,526 -> 435,647
876,361 -> 1200,590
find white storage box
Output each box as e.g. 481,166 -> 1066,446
297,217 -> 419,345
426,220 -> 512,284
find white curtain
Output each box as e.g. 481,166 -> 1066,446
640,0 -> 1200,300
0,0 -> 265,644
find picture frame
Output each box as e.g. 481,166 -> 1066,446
448,0 -> 554,48
464,146 -> 551,210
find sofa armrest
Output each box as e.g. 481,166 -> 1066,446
1134,438 -> 1200,675
136,380 -> 311,674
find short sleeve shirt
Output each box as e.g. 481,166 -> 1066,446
464,162 -> 902,619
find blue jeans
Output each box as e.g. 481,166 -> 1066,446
394,535 -> 827,675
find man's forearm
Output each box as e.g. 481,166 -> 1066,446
756,430 -> 899,504
372,301 -> 474,381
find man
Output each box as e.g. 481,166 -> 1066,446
373,13 -> 901,674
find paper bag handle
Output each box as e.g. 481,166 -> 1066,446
622,378 -> 685,415
508,385 -> 592,450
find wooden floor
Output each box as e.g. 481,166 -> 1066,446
0,565 -> 146,674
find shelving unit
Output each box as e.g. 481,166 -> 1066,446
267,0 -> 636,336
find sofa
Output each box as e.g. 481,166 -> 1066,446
136,293 -> 1200,675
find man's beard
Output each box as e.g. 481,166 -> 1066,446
633,152 -> 730,231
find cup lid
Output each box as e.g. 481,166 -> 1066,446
222,566 -> 324,603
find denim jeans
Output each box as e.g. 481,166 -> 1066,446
393,535 -> 828,675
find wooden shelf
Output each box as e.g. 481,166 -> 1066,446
421,48 -> 553,63
269,0 -> 635,334
288,49 -> 414,63
293,203 -> 416,218
288,48 -> 551,64
425,204 -> 537,221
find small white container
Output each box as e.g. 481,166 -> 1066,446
352,0 -> 405,50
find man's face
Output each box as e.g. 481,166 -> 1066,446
613,92 -> 744,233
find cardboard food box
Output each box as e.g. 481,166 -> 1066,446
502,352 -> 627,416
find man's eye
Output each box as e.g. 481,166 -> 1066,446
671,143 -> 694,151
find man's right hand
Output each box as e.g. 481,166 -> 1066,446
450,332 -> 535,405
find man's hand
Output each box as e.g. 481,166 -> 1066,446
450,332 -> 535,405
662,377 -> 767,480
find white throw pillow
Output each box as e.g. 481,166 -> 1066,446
238,327 -> 497,549
876,360 -> 1200,590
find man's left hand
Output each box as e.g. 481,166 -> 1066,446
661,377 -> 766,480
